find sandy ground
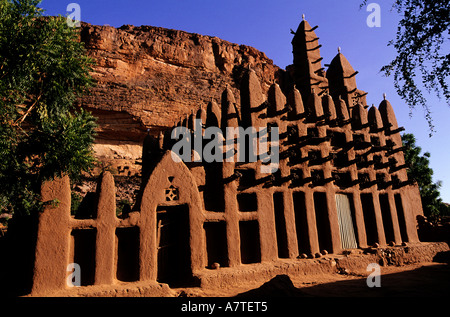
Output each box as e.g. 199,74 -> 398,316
173,262 -> 450,297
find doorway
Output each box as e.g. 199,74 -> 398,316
293,191 -> 310,255
156,204 -> 192,287
360,193 -> 379,246
239,220 -> 261,264
71,229 -> 96,286
336,194 -> 358,249
273,192 -> 289,258
379,194 -> 395,244
314,192 -> 333,253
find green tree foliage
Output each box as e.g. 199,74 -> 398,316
402,133 -> 449,221
0,0 -> 97,216
362,0 -> 450,134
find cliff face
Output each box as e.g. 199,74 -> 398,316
79,23 -> 281,136
77,23 -> 282,177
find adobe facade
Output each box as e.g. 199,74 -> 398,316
30,18 -> 424,295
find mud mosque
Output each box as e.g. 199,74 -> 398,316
30,17 -> 424,295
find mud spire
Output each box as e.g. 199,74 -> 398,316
291,17 -> 327,101
326,49 -> 367,111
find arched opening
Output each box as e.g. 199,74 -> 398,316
140,151 -> 205,284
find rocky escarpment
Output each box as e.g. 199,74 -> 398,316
79,22 -> 282,137
75,22 -> 282,200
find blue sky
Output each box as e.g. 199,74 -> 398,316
40,0 -> 450,202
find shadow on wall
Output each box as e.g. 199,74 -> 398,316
433,250 -> 450,264
0,214 -> 39,297
417,215 -> 450,243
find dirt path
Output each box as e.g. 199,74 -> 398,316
174,263 -> 450,297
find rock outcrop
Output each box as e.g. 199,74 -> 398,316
77,22 -> 282,176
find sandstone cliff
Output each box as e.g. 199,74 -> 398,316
79,23 -> 282,139
75,23 -> 282,199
